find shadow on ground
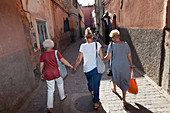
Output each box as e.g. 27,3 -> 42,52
124,103 -> 153,113
112,90 -> 153,113
74,95 -> 106,113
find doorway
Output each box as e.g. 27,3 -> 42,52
36,21 -> 48,53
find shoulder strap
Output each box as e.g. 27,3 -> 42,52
55,50 -> 59,63
96,42 -> 97,58
110,42 -> 113,66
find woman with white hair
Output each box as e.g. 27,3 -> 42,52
104,29 -> 133,106
40,39 -> 73,113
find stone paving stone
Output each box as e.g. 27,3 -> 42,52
100,67 -> 170,113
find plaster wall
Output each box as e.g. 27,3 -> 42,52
105,0 -> 165,29
105,0 -> 167,86
0,0 -> 36,113
120,28 -> 163,85
78,4 -> 85,35
21,0 -> 54,49
82,6 -> 94,29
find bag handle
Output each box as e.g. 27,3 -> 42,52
131,69 -> 134,78
55,50 -> 60,67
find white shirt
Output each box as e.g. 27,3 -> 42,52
79,42 -> 101,72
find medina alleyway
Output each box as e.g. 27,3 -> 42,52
17,38 -> 170,113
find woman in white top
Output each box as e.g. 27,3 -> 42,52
72,27 -> 104,110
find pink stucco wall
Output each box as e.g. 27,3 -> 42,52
105,0 -> 165,29
82,5 -> 94,28
0,1 -> 28,57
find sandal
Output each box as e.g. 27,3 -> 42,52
47,108 -> 52,113
93,103 -> 100,110
111,88 -> 116,93
61,95 -> 67,101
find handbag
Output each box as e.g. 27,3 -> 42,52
107,42 -> 113,76
127,70 -> 138,94
96,43 -> 105,74
55,50 -> 67,78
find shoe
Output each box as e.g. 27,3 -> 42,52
93,103 -> 100,110
47,108 -> 52,113
61,95 -> 67,101
111,88 -> 116,93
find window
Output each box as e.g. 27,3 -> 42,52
64,18 -> 70,32
73,0 -> 78,8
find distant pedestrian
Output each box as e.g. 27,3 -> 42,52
96,31 -> 99,42
104,29 -> 133,106
72,27 -> 104,110
40,39 -> 73,113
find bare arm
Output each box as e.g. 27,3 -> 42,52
40,62 -> 44,79
60,57 -> 73,68
104,52 -> 112,61
40,62 -> 44,75
72,52 -> 83,70
128,53 -> 133,70
99,47 -> 104,61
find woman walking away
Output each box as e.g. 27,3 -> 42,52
104,29 -> 133,107
72,27 -> 104,110
40,39 -> 73,113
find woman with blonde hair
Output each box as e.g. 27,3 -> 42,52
72,27 -> 104,109
104,29 -> 133,106
40,39 -> 73,113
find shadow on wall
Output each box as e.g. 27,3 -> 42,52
120,28 -> 145,77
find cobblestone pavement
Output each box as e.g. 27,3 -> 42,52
17,38 -> 170,113
99,41 -> 170,113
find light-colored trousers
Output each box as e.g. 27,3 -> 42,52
46,77 -> 65,108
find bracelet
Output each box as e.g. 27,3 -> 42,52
70,66 -> 73,68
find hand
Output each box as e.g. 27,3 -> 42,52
41,74 -> 44,80
130,66 -> 133,71
71,67 -> 76,71
69,65 -> 73,70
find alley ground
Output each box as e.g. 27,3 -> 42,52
17,38 -> 170,113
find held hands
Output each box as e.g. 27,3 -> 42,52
41,74 -> 44,80
69,65 -> 76,71
71,67 -> 76,71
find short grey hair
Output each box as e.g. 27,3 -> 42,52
43,39 -> 54,49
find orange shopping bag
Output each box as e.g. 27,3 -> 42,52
127,70 -> 138,94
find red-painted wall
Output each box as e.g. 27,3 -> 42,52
82,5 -> 94,29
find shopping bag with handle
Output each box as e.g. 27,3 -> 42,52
127,70 -> 138,94
55,50 -> 67,78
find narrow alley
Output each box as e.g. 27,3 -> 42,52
1,0 -> 170,113
17,38 -> 170,113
